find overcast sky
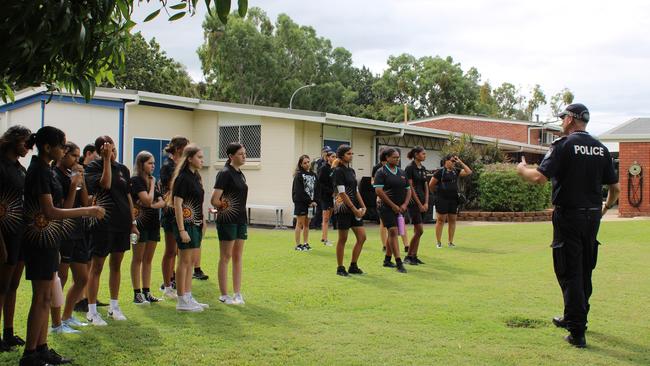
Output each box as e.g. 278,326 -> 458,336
131,0 -> 650,139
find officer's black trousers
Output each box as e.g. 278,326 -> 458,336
551,208 -> 601,336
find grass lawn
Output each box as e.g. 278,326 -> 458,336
1,220 -> 649,365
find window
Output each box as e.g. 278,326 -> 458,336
541,132 -> 555,145
219,125 -> 261,159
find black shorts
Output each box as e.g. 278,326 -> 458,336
161,212 -> 175,233
91,231 -> 130,258
60,238 -> 90,264
137,228 -> 161,243
334,213 -> 364,230
2,227 -> 24,265
294,202 -> 309,216
321,197 -> 334,210
24,247 -> 59,281
436,197 -> 458,215
407,204 -> 425,225
379,208 -> 399,229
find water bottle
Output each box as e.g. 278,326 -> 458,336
308,206 -> 315,218
130,233 -> 138,246
397,214 -> 405,236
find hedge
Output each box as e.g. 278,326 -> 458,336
478,163 -> 551,212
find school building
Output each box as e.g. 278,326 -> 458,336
1,87 -> 550,226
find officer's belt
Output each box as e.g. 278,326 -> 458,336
554,206 -> 600,212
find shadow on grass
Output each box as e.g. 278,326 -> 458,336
588,330 -> 650,365
451,246 -> 508,255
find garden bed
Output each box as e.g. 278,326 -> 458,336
457,210 -> 552,222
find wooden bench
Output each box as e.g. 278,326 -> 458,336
208,204 -> 287,229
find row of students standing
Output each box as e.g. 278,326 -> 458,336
290,144 -> 472,277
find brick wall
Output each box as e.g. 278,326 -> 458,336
618,142 -> 650,217
413,118 -> 557,145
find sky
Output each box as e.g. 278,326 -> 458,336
131,0 -> 650,141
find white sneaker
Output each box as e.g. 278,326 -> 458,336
50,324 -> 81,334
189,295 -> 209,309
321,239 -> 333,246
219,295 -> 234,305
107,307 -> 127,321
436,243 -> 442,249
162,286 -> 177,300
86,312 -> 107,326
176,295 -> 203,312
63,316 -> 88,328
232,293 -> 245,305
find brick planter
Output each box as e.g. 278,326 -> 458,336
457,210 -> 552,222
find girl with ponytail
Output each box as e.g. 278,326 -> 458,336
404,146 -> 428,265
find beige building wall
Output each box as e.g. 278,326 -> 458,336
125,104 -> 194,167
45,102 -> 120,153
351,129 -> 374,177
2,103 -> 42,167
193,110 -> 220,216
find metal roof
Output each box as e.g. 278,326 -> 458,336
600,118 -> 650,141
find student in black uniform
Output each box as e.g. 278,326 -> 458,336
404,146 -> 429,265
84,136 -> 139,325
130,151 -> 166,305
170,145 -> 208,312
318,151 -> 336,246
20,127 -> 104,366
0,126 -> 32,352
371,152 -> 389,253
517,103 -> 620,348
428,154 -> 472,248
51,142 -> 92,333
292,155 -> 319,251
211,143 -> 249,305
79,144 -> 97,167
159,137 -> 190,300
332,145 -> 367,277
374,148 -> 411,274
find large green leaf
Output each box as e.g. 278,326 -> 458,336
238,0 -> 248,17
216,0 -> 231,24
144,9 -> 161,22
168,12 -> 186,21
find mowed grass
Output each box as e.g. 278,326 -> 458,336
1,220 -> 649,365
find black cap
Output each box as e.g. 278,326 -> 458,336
557,103 -> 590,123
322,145 -> 332,152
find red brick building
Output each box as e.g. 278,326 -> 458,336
601,118 -> 650,217
408,114 -> 562,163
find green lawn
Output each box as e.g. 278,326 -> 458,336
2,221 -> 649,365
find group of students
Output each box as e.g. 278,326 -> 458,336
291,144 -> 472,276
0,125 -> 251,366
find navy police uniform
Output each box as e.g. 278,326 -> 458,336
537,125 -> 617,339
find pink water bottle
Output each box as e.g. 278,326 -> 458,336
397,214 -> 405,236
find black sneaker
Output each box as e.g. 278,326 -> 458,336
396,264 -> 407,273
74,298 -> 88,313
133,293 -> 150,305
564,334 -> 586,348
336,266 -> 349,277
303,243 -> 312,251
19,353 -> 49,366
348,264 -> 364,274
383,260 -> 396,268
144,292 -> 161,303
4,334 -> 26,347
96,300 -> 108,307
39,348 -> 72,365
414,257 -> 425,265
294,244 -> 304,251
193,269 -> 209,280
403,256 -> 418,266
404,246 -> 409,253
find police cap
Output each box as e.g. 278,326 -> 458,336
557,103 -> 590,123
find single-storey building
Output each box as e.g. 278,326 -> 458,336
1,87 -> 549,225
600,118 -> 650,217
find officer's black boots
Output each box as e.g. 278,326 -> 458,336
564,334 -> 586,348
552,316 -> 588,331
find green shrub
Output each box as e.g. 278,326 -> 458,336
478,163 -> 551,212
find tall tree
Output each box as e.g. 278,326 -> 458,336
549,88 -> 575,118
525,84 -> 547,121
492,82 -> 524,120
1,0 -> 246,102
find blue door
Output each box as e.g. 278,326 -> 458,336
132,138 -> 170,179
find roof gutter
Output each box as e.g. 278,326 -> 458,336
121,95 -> 140,162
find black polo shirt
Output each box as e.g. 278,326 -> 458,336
371,163 -> 384,180
24,156 -> 64,249
0,157 -> 26,235
52,166 -> 85,240
85,158 -> 132,232
333,164 -> 361,214
538,131 -> 618,208
213,164 -> 248,225
159,158 -> 175,216
373,165 -> 410,210
173,168 -> 204,226
433,168 -> 461,200
130,176 -> 162,231
405,161 -> 428,203
318,163 -> 334,199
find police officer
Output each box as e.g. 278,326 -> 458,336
517,103 -> 620,348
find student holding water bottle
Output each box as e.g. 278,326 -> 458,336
373,148 -> 411,274
292,155 -> 319,251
